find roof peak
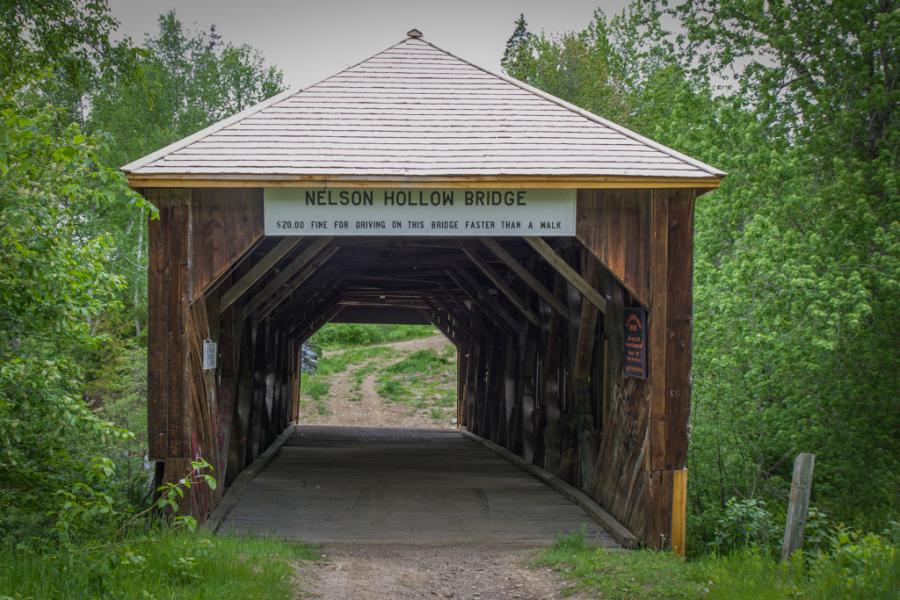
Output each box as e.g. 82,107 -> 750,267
121,31 -> 724,182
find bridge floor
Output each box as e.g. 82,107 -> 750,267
219,425 -> 617,546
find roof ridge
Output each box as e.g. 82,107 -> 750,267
413,37 -> 725,177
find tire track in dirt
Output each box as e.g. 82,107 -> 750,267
297,334 -> 454,428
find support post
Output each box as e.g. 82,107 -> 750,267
781,453 -> 815,561
671,469 -> 687,556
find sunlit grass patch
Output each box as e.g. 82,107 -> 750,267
375,349 -> 456,423
538,530 -> 900,600
300,373 -> 331,415
0,531 -> 319,600
310,323 -> 438,350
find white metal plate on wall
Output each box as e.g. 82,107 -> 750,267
264,188 -> 576,237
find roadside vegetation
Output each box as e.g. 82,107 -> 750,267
1,532 -> 318,600
309,323 -> 436,351
503,0 -> 897,594
539,527 -> 899,600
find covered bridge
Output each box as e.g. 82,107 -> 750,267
124,30 -> 724,552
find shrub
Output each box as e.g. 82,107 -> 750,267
711,497 -> 778,554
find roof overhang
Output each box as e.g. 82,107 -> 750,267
127,173 -> 722,190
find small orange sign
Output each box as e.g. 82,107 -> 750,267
624,307 -> 647,379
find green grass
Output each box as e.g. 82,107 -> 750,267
300,346 -> 402,415
300,372 -> 331,415
0,530 -> 319,599
375,349 -> 456,422
310,323 -> 438,350
537,531 -> 900,600
317,345 -> 399,376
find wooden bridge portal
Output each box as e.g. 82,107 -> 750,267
124,30 -> 724,553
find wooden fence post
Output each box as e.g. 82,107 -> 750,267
781,453 -> 815,561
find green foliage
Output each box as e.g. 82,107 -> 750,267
300,373 -> 331,416
536,531 -> 702,599
710,497 -> 778,555
0,94 -> 149,545
539,529 -> 900,600
505,0 -> 899,541
310,323 -> 438,350
0,530 -> 318,599
1,0 -> 287,562
502,10 -> 629,123
86,11 -> 285,338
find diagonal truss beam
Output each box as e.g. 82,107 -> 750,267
462,247 -> 539,326
219,237 -> 303,312
524,236 -> 607,313
479,238 -> 569,317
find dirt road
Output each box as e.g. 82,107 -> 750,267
298,334 -> 455,429
296,544 -> 587,600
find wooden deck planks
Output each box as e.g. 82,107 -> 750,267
219,426 -> 618,546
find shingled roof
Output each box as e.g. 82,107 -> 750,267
123,32 -> 724,185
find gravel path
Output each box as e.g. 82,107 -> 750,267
296,544 -> 587,600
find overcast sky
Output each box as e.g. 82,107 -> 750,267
108,0 -> 631,89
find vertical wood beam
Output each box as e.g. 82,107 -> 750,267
672,469 -> 687,556
646,188 -> 696,550
146,188 -> 192,459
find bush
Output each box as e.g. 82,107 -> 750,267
309,323 -> 437,349
711,497 -> 778,554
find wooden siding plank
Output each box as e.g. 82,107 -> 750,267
648,190 -> 669,472
664,190 -> 695,470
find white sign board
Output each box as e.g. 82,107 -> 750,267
264,188 -> 576,236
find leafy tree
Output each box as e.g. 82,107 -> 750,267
0,0 -> 134,121
501,14 -> 532,73
0,2 -> 285,545
86,11 -> 284,337
502,10 -> 629,123
0,94 -> 152,545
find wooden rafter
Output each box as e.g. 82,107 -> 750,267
524,237 -> 607,313
448,266 -> 519,331
256,246 -> 341,321
480,238 -> 568,317
462,247 -> 539,326
240,237 -> 334,319
219,237 -> 302,313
